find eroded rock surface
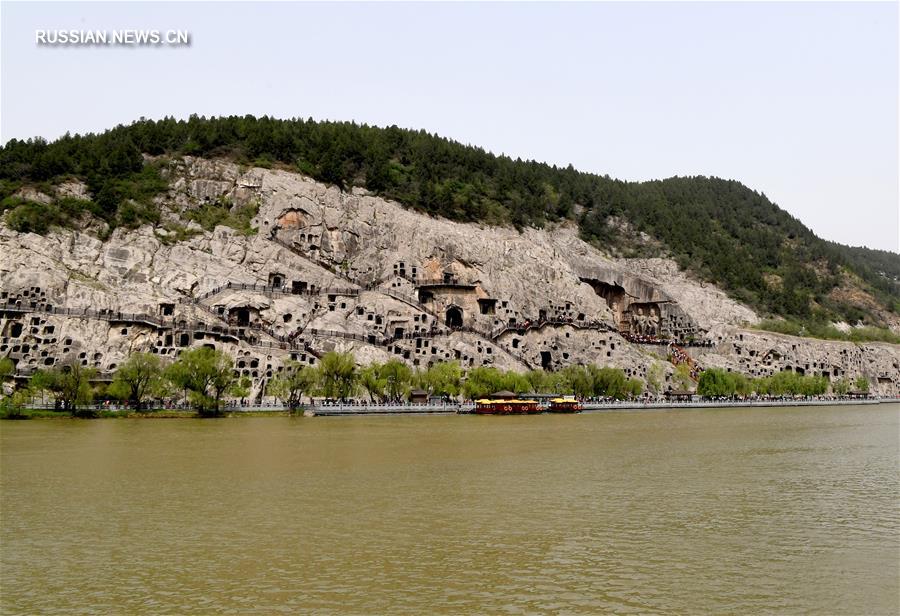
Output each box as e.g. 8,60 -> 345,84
2,157 -> 898,399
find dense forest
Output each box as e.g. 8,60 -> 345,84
1,115 -> 898,330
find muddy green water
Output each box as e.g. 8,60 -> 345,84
2,405 -> 898,614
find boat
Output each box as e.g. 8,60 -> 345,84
547,397 -> 583,413
474,398 -> 542,415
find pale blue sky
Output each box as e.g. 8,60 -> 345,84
2,1 -> 897,251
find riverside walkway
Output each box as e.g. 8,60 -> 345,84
13,397 -> 893,417
302,397 -> 894,416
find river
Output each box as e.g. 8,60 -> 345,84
2,404 -> 898,614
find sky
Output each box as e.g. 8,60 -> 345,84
1,1 -> 898,252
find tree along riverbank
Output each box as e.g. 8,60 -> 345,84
5,350 -> 879,420
3,397 -> 895,419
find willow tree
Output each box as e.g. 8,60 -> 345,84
108,352 -> 163,410
165,347 -> 237,416
462,366 -> 505,400
380,359 -> 412,402
269,361 -> 318,412
645,361 -> 666,395
833,377 -> 851,396
318,351 -> 357,401
418,361 -> 462,399
31,361 -> 96,416
0,357 -> 13,382
359,363 -> 386,403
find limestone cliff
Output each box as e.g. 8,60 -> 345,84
1,157 -> 898,398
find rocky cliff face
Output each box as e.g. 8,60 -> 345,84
1,157 -> 898,397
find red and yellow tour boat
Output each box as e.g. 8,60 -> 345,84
474,398 -> 542,415
547,397 -> 583,413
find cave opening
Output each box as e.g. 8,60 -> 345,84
234,308 -> 251,326
478,298 -> 497,315
541,351 -> 552,370
446,306 -> 463,329
581,278 -> 628,314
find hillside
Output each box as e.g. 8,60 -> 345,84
1,155 -> 899,400
1,115 -> 898,336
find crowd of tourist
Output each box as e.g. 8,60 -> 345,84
669,344 -> 703,380
495,315 -> 610,338
622,332 -> 668,345
621,332 -> 715,347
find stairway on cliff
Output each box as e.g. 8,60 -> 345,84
669,344 -> 703,381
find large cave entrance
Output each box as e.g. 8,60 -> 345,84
237,308 -> 250,326
446,306 -> 463,329
230,307 -> 251,327
581,278 -> 628,313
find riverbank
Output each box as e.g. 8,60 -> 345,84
314,397 -> 894,416
581,397 -> 891,412
4,397 -> 895,419
0,408 -> 293,420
